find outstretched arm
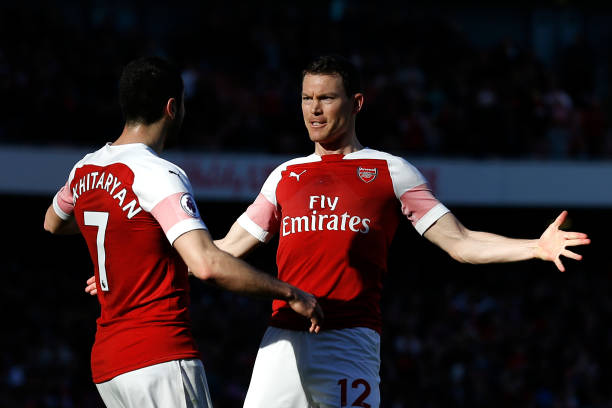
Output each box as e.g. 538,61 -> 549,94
175,228 -> 323,332
423,210 -> 590,272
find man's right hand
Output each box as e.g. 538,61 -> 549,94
287,287 -> 324,334
85,276 -> 97,296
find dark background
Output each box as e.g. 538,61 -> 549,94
9,198 -> 605,407
2,1 -> 611,407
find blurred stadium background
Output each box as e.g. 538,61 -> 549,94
2,1 -> 611,407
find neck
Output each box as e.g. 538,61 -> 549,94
314,135 -> 363,156
113,121 -> 166,154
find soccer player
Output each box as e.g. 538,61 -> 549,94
44,56 -> 322,408
215,55 -> 590,408
86,55 -> 590,408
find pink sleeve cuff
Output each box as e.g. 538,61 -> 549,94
400,183 -> 449,234
151,193 -> 207,243
53,183 -> 74,220
245,193 -> 280,233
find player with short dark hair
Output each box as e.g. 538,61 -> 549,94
119,56 -> 185,125
45,56 -> 322,408
302,54 -> 363,98
212,54 -> 591,407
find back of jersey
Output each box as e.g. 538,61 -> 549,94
57,143 -> 205,383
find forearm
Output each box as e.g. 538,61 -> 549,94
201,249 -> 294,300
451,230 -> 538,264
425,211 -> 588,272
175,229 -> 292,300
214,220 -> 261,258
43,205 -> 80,235
425,213 -> 539,265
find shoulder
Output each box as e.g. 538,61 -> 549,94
350,148 -> 426,196
348,148 -> 420,172
109,145 -> 194,208
274,154 -> 321,172
263,153 -> 320,183
257,154 -> 320,204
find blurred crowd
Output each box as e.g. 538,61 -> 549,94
1,1 -> 611,159
3,2 -> 612,407
3,200 -> 609,408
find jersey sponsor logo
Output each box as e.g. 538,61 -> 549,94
281,194 -> 370,236
289,170 -> 307,181
357,167 -> 377,183
180,193 -> 200,218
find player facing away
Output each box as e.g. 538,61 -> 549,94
44,56 -> 322,408
210,55 -> 591,408
84,55 -> 591,407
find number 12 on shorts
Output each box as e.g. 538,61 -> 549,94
338,378 -> 371,408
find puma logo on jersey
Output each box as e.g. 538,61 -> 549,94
289,170 -> 307,181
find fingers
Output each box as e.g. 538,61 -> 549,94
564,232 -> 588,240
553,210 -> 568,228
564,238 -> 591,247
308,302 -> 324,334
85,276 -> 97,296
562,249 -> 583,261
309,319 -> 321,334
554,257 -> 565,273
289,289 -> 324,333
307,298 -> 324,334
554,248 -> 585,272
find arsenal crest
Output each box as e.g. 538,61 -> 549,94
357,167 -> 377,183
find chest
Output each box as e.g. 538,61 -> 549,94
275,159 -> 397,220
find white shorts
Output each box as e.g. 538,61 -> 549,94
244,326 -> 380,408
96,358 -> 213,408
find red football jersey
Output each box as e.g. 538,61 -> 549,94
238,148 -> 449,333
52,143 -> 206,383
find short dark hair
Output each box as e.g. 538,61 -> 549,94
302,55 -> 362,97
119,56 -> 183,125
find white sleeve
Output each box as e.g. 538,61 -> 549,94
134,161 -> 207,244
237,162 -> 286,242
388,156 -> 449,235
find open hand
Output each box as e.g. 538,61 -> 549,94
535,211 -> 590,272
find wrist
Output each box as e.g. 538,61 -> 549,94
284,285 -> 298,303
531,239 -> 543,260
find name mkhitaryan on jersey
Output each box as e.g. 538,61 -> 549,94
72,170 -> 142,219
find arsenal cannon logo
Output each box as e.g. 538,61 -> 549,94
357,167 -> 378,183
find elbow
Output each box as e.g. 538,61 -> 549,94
189,252 -> 221,283
449,250 -> 469,264
447,244 -> 473,264
190,265 -> 215,282
43,206 -> 63,234
43,219 -> 58,234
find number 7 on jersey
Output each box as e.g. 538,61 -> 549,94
84,211 -> 110,292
